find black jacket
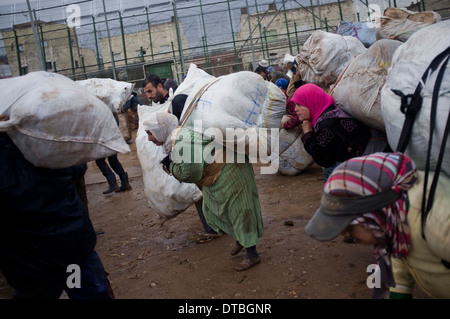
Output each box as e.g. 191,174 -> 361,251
0,133 -> 96,288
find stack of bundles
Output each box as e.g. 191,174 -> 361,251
381,19 -> 450,175
77,78 -> 135,142
177,64 -> 286,162
330,39 -> 403,132
277,121 -> 314,176
0,71 -> 130,169
336,20 -> 377,48
296,30 -> 367,89
376,7 -> 441,42
135,103 -> 202,220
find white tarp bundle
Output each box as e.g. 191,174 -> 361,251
277,124 -> 314,176
77,78 -> 135,142
331,39 -> 403,132
76,77 -> 134,112
381,20 -> 450,175
296,30 -> 367,89
0,71 -> 130,169
336,20 -> 377,48
135,103 -> 202,220
178,64 -> 286,162
376,7 -> 441,42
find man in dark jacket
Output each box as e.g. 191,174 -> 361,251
0,129 -> 114,299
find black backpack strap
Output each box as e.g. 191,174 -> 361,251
393,46 -> 450,153
421,51 -> 450,240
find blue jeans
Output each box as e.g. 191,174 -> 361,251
13,250 -> 114,299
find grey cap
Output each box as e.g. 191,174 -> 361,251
305,189 -> 401,241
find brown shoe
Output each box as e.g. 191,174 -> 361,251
195,232 -> 221,243
230,242 -> 244,256
234,256 -> 261,271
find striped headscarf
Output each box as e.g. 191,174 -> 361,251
324,152 -> 418,298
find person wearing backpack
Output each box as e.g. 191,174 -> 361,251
304,152 -> 450,299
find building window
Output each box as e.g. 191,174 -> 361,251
75,61 -> 79,68
18,45 -> 24,52
45,61 -> 52,70
160,45 -> 170,53
265,30 -> 277,42
20,65 -> 28,74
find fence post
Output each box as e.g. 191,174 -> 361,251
172,1 -> 186,76
199,0 -> 210,69
337,0 -> 343,21
282,0 -> 293,54
13,29 -> 23,75
92,16 -> 101,70
66,26 -> 75,80
310,0 -> 317,30
145,7 -> 154,62
227,0 -> 239,71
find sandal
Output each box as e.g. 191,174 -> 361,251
195,232 -> 221,243
234,256 -> 261,271
230,242 -> 244,256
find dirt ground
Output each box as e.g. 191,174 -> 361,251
0,130 -> 429,301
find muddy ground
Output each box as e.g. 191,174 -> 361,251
0,130 -> 429,301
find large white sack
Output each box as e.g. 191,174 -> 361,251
297,30 -> 367,89
376,7 -> 441,42
331,39 -> 403,132
278,125 -> 314,176
178,66 -> 286,161
0,71 -> 130,169
381,19 -> 450,175
136,103 -> 202,220
336,20 -> 377,48
76,77 -> 134,112
408,170 -> 450,263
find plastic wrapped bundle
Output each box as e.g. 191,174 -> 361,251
0,71 -> 130,169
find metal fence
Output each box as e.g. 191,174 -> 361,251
0,0 -> 448,85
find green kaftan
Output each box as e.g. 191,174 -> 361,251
169,129 -> 263,248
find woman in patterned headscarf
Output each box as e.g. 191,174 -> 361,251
291,83 -> 371,181
305,152 -> 450,299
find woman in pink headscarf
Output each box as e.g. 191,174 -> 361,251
291,84 -> 371,181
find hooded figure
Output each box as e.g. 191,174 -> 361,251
142,112 -> 179,155
305,152 -> 450,299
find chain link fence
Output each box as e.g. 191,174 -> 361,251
0,0 -> 449,85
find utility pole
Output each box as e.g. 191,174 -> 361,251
26,0 -> 46,71
246,0 -> 256,70
102,0 -> 117,80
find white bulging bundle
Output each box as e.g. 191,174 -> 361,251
297,30 -> 367,88
278,125 -> 314,176
0,71 -> 130,169
178,65 -> 286,162
381,20 -> 450,175
76,77 -> 134,112
136,103 -> 202,220
331,39 -> 403,132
